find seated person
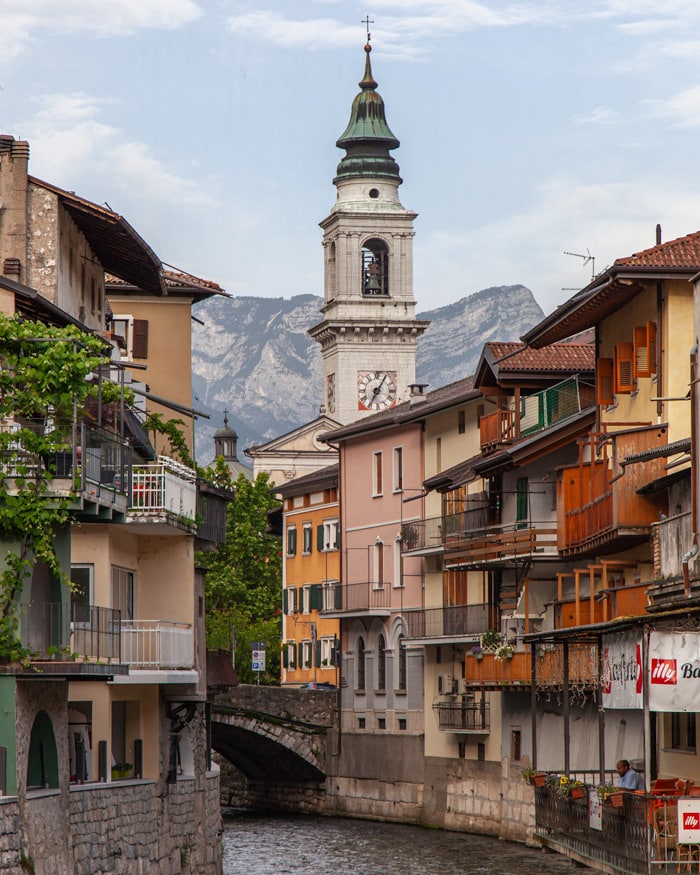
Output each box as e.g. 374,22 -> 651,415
616,759 -> 643,790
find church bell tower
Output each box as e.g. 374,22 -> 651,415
309,38 -> 429,424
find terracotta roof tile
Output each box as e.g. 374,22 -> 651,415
485,342 -> 594,372
614,230 -> 700,269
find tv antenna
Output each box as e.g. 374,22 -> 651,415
564,248 -> 596,282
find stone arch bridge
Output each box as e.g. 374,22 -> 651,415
208,685 -> 338,810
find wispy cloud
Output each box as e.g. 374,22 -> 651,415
23,93 -> 218,209
646,84 -> 700,128
0,0 -> 202,62
573,106 -> 620,125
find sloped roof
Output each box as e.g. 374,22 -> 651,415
276,463 -> 339,498
485,342 -> 594,372
614,231 -> 700,269
324,376 -> 478,442
106,264 -> 228,301
523,230 -> 700,348
30,176 -> 165,295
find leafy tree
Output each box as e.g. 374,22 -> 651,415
199,470 -> 282,684
0,314 -> 114,659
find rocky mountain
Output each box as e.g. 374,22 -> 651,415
191,285 -> 544,462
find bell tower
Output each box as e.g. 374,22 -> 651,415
309,38 -> 429,424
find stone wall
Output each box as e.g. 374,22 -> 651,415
0,798 -> 20,872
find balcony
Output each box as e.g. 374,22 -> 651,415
558,426 -> 668,556
433,698 -> 490,733
444,520 -> 558,568
6,602 -> 126,678
120,620 -> 193,670
400,516 -> 444,554
480,376 -> 594,452
404,604 -> 497,640
319,582 -> 391,617
464,643 -> 598,690
0,420 -> 130,518
128,455 -> 197,533
196,481 -> 233,548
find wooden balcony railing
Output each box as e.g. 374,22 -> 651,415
444,521 -> 558,566
480,409 -> 515,450
464,643 -> 598,688
557,427 -> 668,555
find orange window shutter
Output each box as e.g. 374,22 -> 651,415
634,326 -> 650,378
648,321 -> 657,375
597,357 -> 614,405
615,342 -> 635,393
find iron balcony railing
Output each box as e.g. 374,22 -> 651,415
319,582 -> 391,613
433,699 -> 490,733
120,620 -> 193,670
130,456 -> 197,524
25,602 -> 121,662
404,604 -> 496,639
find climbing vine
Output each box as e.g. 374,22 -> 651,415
0,314 -> 113,660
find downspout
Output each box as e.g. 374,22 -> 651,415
685,344 -> 698,597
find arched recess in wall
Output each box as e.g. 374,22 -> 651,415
389,616 -> 408,692
361,237 -> 390,297
27,709 -> 59,789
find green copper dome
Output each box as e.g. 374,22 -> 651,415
334,43 -> 402,184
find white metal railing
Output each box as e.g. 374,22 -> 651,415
120,620 -> 193,669
130,455 -> 197,522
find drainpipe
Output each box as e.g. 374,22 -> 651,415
682,545 -> 698,598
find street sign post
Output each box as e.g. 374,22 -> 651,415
252,642 -> 266,684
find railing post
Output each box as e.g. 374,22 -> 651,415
134,739 -> 143,779
98,740 -> 107,782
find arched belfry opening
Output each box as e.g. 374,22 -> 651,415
362,238 -> 389,296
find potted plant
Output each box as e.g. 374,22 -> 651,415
597,783 -> 625,807
470,645 -> 484,661
522,768 -> 546,787
400,524 -> 419,550
495,643 -> 515,661
111,762 -> 132,780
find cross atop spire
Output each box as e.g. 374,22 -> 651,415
362,15 -> 374,43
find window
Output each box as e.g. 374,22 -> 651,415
516,477 -> 528,526
302,584 -> 311,614
377,635 -> 386,691
302,523 -> 313,554
357,637 -> 366,690
597,357 -> 614,406
373,540 -> 384,588
301,640 -> 312,669
286,525 -> 297,556
286,587 -> 297,615
110,315 -> 147,360
372,451 -> 383,496
361,237 -> 389,296
320,636 -> 335,669
283,641 -> 297,669
511,729 -> 522,762
614,342 -> 635,394
393,537 -> 402,588
667,713 -> 697,751
358,717 -> 366,729
392,446 -> 403,492
70,564 -> 93,624
398,634 -> 407,690
458,409 -> 466,434
111,566 -> 134,621
634,321 -> 657,378
436,437 -> 442,471
377,718 -> 386,730
398,718 -> 407,731
318,519 -> 340,552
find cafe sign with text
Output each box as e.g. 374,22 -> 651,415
648,630 -> 700,712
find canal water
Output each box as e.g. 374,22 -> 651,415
222,813 -> 574,874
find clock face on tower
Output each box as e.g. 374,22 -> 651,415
357,370 -> 397,411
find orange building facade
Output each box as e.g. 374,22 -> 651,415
278,465 -> 341,687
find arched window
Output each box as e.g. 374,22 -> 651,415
377,634 -> 386,691
27,710 -> 59,789
373,539 -> 384,588
357,636 -> 366,691
362,238 -> 389,297
398,634 -> 407,691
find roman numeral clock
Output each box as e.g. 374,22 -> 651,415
357,370 -> 397,411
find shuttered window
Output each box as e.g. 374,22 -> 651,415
634,321 -> 657,378
132,319 -> 149,359
597,358 -> 614,406
614,342 -> 635,394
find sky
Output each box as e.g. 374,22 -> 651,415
3,1 -> 700,318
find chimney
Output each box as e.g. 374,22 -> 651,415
408,383 -> 429,406
0,136 -> 30,285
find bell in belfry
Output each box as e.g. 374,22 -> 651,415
365,259 -> 382,294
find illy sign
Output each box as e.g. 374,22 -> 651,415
679,799 -> 700,843
651,658 -> 677,685
649,631 -> 700,712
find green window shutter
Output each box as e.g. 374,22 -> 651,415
310,584 -> 323,611
317,524 -> 325,552
314,640 -> 321,668
283,589 -> 288,614
283,645 -> 289,668
516,477 -> 528,523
